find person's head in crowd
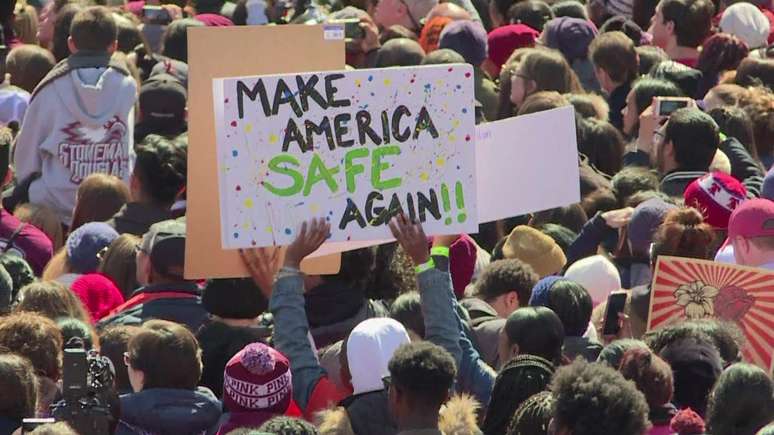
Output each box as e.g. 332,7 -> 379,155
26,422 -> 79,435
13,281 -> 90,324
718,2 -> 769,50
703,83 -> 747,111
622,77 -> 683,136
5,44 -> 55,94
516,90 -> 570,115
68,6 -> 119,56
623,197 -> 677,259
188,0 -> 228,15
636,45 -> 669,75
14,203 -> 65,251
386,342 -> 456,431
596,338 -> 649,367
418,16 -> 453,54
98,234 -> 140,299
659,336 -> 723,415
70,173 -> 130,232
220,343 -> 301,432
373,0 -> 437,32
735,57 -> 774,89
581,188 -> 619,221
529,203 -> 588,233
483,354 -> 554,435
475,259 -> 539,318
114,12 -> 142,53
326,7 -> 379,66
258,416 -> 318,435
684,172 -> 747,230
708,106 -> 758,160
550,359 -> 650,435
509,48 -> 583,111
65,222 -> 119,275
501,226 -> 567,278
490,0 -> 518,27
390,291 -> 424,341
136,219 -> 186,286
202,278 -> 268,324
375,37 -> 426,67
438,20 -> 487,67
0,352 -> 38,431
550,1 -> 588,19
507,390 -> 554,435
535,279 -> 593,338
589,31 -> 639,95
422,47 -> 466,66
0,312 -> 63,382
648,0 -> 714,60
51,3 -> 81,61
380,25 -> 420,45
13,1 -> 39,45
652,108 -> 719,175
612,167 -> 661,205
649,60 -> 703,97
651,207 -> 715,267
131,135 -> 187,209
37,0 -> 70,49
534,223 -> 577,257
499,306 -> 565,366
599,16 -> 646,46
125,319 -> 202,392
739,86 -> 773,163
696,33 -> 749,96
566,93 -> 609,121
161,18 -> 205,63
137,74 -> 188,141
497,47 -> 536,118
57,317 -> 96,350
564,255 -> 621,306
540,16 -> 597,65
619,348 -> 674,411
577,117 -> 625,175
507,1 -> 553,32
706,363 -> 774,435
646,319 -> 743,367
343,317 -> 410,395
99,325 -> 140,394
424,2 -> 471,22
728,198 -> 774,268
70,273 -> 125,323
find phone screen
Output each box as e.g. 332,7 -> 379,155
602,292 -> 628,336
658,99 -> 689,116
344,21 -> 365,40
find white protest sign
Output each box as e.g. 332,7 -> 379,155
213,65 -> 477,248
476,106 -> 580,223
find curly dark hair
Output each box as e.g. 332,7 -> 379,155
507,391 -> 554,435
550,360 -> 651,435
134,135 -> 187,207
643,319 -> 743,366
0,312 -> 63,380
388,341 -> 456,407
258,416 -> 318,435
475,259 -> 539,306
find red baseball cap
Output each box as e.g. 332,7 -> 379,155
728,198 -> 774,239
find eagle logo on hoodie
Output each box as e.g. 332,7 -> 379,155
58,116 -> 130,184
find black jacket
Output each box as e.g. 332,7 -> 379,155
342,390 -> 396,435
107,202 -> 175,237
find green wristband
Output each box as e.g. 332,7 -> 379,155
430,246 -> 450,257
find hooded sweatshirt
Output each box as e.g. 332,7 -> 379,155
14,57 -> 137,225
346,317 -> 411,395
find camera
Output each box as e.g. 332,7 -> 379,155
49,345 -> 117,435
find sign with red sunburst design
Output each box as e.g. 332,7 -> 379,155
649,256 -> 774,370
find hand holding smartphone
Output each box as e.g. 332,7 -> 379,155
602,291 -> 628,336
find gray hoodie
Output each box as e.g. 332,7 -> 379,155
14,66 -> 136,225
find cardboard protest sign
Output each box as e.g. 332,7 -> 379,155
648,256 -> 774,370
212,65 -> 477,248
475,106 -> 580,223
185,25 -> 345,279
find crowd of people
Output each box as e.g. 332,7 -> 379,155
0,0 -> 772,433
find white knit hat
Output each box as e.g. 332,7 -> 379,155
346,318 -> 411,395
720,3 -> 770,49
564,255 -> 622,307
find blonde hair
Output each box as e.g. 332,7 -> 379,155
42,248 -> 69,282
13,2 -> 39,45
14,203 -> 64,252
14,280 -> 90,324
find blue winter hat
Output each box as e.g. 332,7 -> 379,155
528,275 -> 566,307
66,222 -> 119,274
439,20 -> 489,66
